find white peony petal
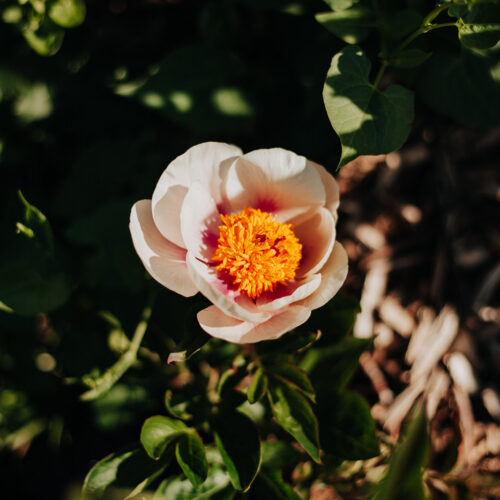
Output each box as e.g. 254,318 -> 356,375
295,208 -> 336,277
129,200 -> 198,297
310,161 -> 340,222
256,274 -> 321,312
224,148 -> 325,221
180,182 -> 221,261
152,142 -> 242,248
186,252 -> 271,324
197,304 -> 311,344
299,241 -> 348,310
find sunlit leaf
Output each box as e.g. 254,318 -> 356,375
316,7 -> 375,44
268,362 -> 315,402
268,378 -> 320,463
82,446 -> 170,499
371,405 -> 428,499
140,415 -> 188,460
49,0 -> 86,28
247,367 -> 268,404
213,409 -> 261,491
319,391 -> 379,460
176,432 -> 208,488
323,46 -> 414,169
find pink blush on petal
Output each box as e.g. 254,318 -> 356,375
254,198 -> 278,213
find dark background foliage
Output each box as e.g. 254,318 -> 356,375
1,0 -> 499,498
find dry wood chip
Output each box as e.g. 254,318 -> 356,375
406,306 -> 435,364
379,295 -> 416,338
354,223 -> 386,250
410,306 -> 459,384
445,352 -> 479,395
453,386 -> 476,467
354,260 -> 388,339
384,377 -> 426,436
360,352 -> 394,405
482,388 -> 500,422
425,367 -> 450,420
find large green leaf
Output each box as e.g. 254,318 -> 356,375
456,3 -> 500,50
371,405 -> 428,500
82,446 -> 169,499
315,7 -> 375,44
301,337 -> 370,393
140,415 -> 188,460
268,362 -> 315,402
318,391 -> 379,460
268,379 -> 320,463
176,432 -> 208,488
247,367 -> 268,404
48,0 -> 86,28
323,46 -> 414,169
0,193 -> 70,315
261,441 -> 302,469
154,471 -> 233,500
417,49 -> 500,128
213,409 -> 262,491
250,469 -> 301,500
22,19 -> 64,56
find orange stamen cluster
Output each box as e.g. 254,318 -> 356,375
212,207 -> 302,299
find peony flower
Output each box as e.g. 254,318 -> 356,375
130,142 -> 348,343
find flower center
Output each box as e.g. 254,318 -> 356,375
212,207 -> 302,300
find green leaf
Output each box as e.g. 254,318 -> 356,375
0,264 -> 70,316
82,446 -> 170,498
318,391 -> 379,460
251,469 -> 301,500
267,378 -> 320,463
165,390 -> 192,421
17,191 -> 54,254
324,0 -> 360,12
261,441 -> 302,469
140,415 -> 188,460
257,329 -> 318,355
48,0 -> 86,28
323,46 -> 414,169
22,19 -> 64,56
176,432 -> 208,488
388,49 -> 432,69
248,367 -> 268,404
371,405 -> 428,500
168,301 -> 211,363
268,362 -> 315,402
124,44 -> 254,134
154,471 -> 233,500
301,337 -> 370,393
315,8 -> 375,44
457,4 -> 500,50
417,49 -> 500,128
213,409 -> 262,491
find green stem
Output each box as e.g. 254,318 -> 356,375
80,289 -> 157,401
373,3 -> 459,89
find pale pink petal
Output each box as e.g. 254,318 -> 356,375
180,182 -> 221,261
223,148 -> 325,221
197,304 -> 311,344
255,274 -> 321,312
186,252 -> 271,324
299,242 -> 348,310
310,161 -> 340,222
295,208 -> 336,278
152,142 -> 242,248
129,200 -> 198,297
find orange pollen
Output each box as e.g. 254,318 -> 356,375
212,207 -> 302,299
